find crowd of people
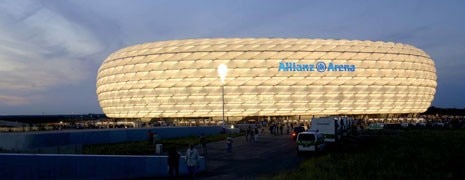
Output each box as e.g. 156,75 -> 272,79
160,132 -> 235,179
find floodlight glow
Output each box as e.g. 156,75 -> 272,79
217,64 -> 228,84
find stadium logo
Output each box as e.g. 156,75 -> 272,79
278,61 -> 356,72
316,61 -> 327,72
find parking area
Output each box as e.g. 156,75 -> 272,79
198,132 -> 301,179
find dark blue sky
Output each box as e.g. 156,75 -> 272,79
0,0 -> 464,115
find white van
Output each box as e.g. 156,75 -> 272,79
310,117 -> 342,143
296,131 -> 326,154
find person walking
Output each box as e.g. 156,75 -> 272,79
185,144 -> 200,179
147,130 -> 154,144
246,126 -> 252,142
226,136 -> 233,156
245,127 -> 249,142
254,127 -> 259,141
167,147 -> 180,178
199,133 -> 208,155
152,132 -> 159,146
249,128 -> 255,142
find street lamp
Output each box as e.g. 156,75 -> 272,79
217,63 -> 228,128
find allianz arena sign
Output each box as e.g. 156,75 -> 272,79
279,61 -> 356,72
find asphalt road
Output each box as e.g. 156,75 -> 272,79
198,132 -> 302,180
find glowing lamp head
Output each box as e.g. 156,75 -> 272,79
217,63 -> 228,84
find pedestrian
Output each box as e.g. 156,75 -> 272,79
226,136 -> 233,155
245,127 -> 249,142
280,124 -> 283,135
147,130 -> 154,144
249,128 -> 254,142
167,146 -> 180,178
199,133 -> 207,155
153,132 -> 159,146
273,124 -> 277,135
247,126 -> 252,142
254,128 -> 259,141
185,144 -> 200,179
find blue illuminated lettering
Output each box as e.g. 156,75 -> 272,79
279,61 -> 355,72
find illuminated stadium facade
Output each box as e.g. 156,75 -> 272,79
96,38 -> 437,122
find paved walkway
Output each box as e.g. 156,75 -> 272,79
197,132 -> 301,179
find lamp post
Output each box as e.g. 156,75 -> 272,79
217,64 -> 228,128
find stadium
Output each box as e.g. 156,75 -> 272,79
96,38 -> 437,123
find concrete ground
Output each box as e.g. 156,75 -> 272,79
196,132 -> 301,179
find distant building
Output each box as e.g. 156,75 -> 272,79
0,120 -> 26,127
96,38 -> 437,122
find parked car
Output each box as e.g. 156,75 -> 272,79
296,131 -> 326,154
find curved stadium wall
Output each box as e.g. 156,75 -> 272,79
96,38 -> 437,119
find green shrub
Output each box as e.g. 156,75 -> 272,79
274,130 -> 465,180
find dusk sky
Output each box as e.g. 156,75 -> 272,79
0,0 -> 464,115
